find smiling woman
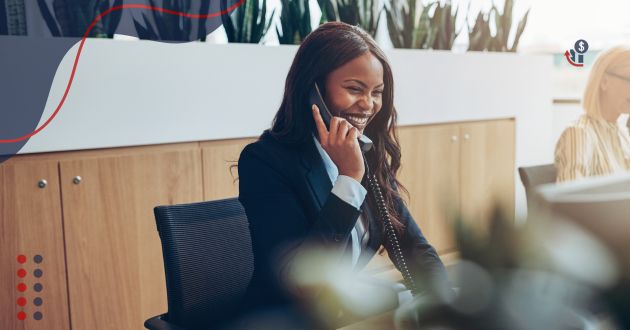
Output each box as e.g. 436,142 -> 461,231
235,21 -> 451,325
322,53 -> 384,134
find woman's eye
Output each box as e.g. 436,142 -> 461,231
347,87 -> 362,93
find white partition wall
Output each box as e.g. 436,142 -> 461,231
20,40 -> 553,219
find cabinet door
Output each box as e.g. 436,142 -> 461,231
460,120 -> 516,229
1,161 -> 71,330
59,147 -> 203,330
201,138 -> 256,201
398,124 -> 461,254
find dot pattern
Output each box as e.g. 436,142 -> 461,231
16,254 -> 45,321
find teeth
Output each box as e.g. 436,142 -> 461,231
346,115 -> 368,125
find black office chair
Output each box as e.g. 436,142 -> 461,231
518,164 -> 557,214
144,197 -> 254,330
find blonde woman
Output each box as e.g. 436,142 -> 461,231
555,47 -> 630,182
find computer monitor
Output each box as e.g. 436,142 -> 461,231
535,172 -> 630,270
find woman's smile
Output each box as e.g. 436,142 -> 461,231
339,112 -> 372,130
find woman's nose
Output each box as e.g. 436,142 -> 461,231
358,94 -> 373,110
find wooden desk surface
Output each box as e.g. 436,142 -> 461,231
338,311 -> 395,330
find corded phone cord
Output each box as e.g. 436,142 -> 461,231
363,158 -> 418,295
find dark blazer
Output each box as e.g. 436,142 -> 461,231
237,130 -> 448,312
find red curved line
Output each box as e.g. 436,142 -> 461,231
0,2 -> 245,144
565,52 -> 583,67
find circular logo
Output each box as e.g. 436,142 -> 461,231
575,39 -> 589,54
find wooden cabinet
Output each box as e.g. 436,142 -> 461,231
0,123 -> 513,328
1,140 -> 250,330
201,138 -> 256,200
1,161 -> 71,330
59,145 -> 203,329
399,119 -> 515,255
398,124 -> 461,254
460,120 -> 515,228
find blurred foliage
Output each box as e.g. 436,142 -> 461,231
133,0 -> 212,41
37,0 -> 122,38
385,0 -> 435,49
468,0 -> 530,52
385,0 -> 460,50
277,0 -> 311,44
430,1 -> 460,50
317,0 -> 382,38
394,205 -> 628,329
222,0 -> 275,43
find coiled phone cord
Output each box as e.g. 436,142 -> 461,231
363,158 -> 418,295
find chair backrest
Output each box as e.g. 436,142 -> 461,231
518,164 -> 557,212
153,197 -> 253,329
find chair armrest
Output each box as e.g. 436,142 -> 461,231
144,314 -> 186,330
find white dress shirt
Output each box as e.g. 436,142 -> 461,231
312,134 -> 368,267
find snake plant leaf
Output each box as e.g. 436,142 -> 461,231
251,0 -> 262,42
317,0 -> 337,23
279,0 -> 310,44
509,7 -> 529,52
133,13 -> 159,40
385,5 -> 401,48
430,0 -> 459,50
221,2 -> 236,41
37,0 -> 62,36
502,0 -> 513,47
198,0 -> 211,40
101,0 -> 123,37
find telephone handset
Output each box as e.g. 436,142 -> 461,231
310,83 -> 419,295
309,83 -> 373,153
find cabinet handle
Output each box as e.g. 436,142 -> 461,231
463,133 -> 471,140
451,135 -> 458,142
38,179 -> 47,189
73,176 -> 82,185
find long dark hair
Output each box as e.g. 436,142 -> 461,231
264,22 -> 409,235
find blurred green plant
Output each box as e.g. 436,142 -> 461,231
385,0 -> 436,49
133,0 -> 212,41
467,7 -> 491,51
37,0 -> 123,38
430,0 -> 460,50
317,0 -> 383,38
221,0 -> 275,43
277,0 -> 311,44
468,0 -> 530,52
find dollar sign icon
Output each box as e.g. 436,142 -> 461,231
575,39 -> 589,54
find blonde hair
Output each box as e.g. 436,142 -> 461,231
582,46 -> 630,118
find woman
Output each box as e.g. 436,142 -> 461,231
237,22 -> 449,317
555,47 -> 630,182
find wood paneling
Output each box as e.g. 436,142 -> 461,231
0,120 -> 515,329
201,138 -> 256,201
59,147 -> 203,330
1,161 -> 70,330
460,120 -> 516,229
398,124 -> 461,253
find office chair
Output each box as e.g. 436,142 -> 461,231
518,164 -> 557,214
144,197 -> 254,330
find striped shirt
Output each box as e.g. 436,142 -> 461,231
555,114 -> 630,183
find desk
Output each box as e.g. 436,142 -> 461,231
339,311 -> 394,330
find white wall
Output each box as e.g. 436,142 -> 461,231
21,39 -> 553,220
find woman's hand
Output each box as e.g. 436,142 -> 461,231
312,104 -> 365,182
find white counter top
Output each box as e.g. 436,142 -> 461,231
22,41 -> 552,158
